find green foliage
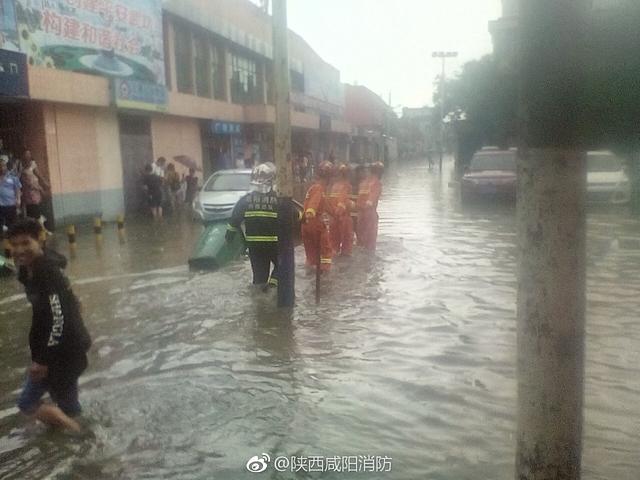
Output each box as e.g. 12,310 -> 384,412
583,2 -> 640,152
440,2 -> 640,158
434,55 -> 518,166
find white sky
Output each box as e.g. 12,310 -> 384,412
287,0 -> 502,110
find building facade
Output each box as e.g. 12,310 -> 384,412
397,106 -> 437,160
0,0 -> 350,225
344,84 -> 396,166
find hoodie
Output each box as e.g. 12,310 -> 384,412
18,249 -> 91,385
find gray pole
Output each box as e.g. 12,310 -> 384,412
516,0 -> 589,478
432,51 -> 457,171
439,56 -> 445,171
272,0 -> 295,307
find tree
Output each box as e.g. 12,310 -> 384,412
435,55 -> 518,171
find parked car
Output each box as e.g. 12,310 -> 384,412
461,149 -> 517,202
586,151 -> 630,204
192,169 -> 252,222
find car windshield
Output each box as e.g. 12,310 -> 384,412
469,153 -> 516,172
587,154 -> 624,172
204,173 -> 251,192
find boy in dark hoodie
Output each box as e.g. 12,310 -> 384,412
8,219 -> 91,432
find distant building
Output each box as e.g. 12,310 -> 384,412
344,84 -> 397,166
0,0 -> 351,224
397,107 -> 437,160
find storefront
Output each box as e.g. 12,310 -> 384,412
201,120 -> 245,176
0,48 -> 30,159
114,78 -> 167,215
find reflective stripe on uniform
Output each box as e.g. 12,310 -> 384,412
244,211 -> 278,218
227,224 -> 239,232
320,258 -> 332,264
268,277 -> 278,285
245,235 -> 278,242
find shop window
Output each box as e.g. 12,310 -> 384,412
265,62 -> 274,104
291,70 -> 304,93
194,35 -> 211,98
211,44 -> 226,101
230,53 -> 261,104
174,24 -> 193,94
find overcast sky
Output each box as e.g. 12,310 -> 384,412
287,0 -> 502,110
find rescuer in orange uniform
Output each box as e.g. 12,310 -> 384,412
350,164 -> 365,246
327,163 -> 354,256
355,164 -> 371,246
301,161 -> 334,271
357,162 -> 383,252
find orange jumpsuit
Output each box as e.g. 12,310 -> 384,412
355,178 -> 369,246
327,179 -> 353,256
301,182 -> 333,271
357,175 -> 382,252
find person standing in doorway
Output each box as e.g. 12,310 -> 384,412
184,168 -> 199,206
20,151 -> 49,223
164,163 -> 181,212
141,164 -> 163,220
0,158 -> 21,233
152,156 -> 166,177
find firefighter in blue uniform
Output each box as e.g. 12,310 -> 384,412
225,162 -> 279,288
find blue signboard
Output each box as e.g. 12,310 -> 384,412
113,78 -> 167,112
0,49 -> 28,97
0,0 -> 19,51
211,121 -> 242,135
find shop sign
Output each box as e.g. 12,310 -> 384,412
0,48 -> 28,97
3,0 -> 165,86
113,78 -> 167,112
211,121 -> 242,135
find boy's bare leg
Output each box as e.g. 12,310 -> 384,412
33,404 -> 81,432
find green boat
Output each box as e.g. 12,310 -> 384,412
0,254 -> 16,277
188,221 -> 246,271
188,200 -> 303,271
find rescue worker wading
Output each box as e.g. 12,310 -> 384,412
357,162 -> 383,252
302,160 -> 334,272
350,164 -> 366,245
226,162 -> 279,288
327,163 -> 354,256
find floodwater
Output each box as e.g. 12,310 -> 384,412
1,161 -> 639,480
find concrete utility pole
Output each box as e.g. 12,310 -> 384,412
432,51 -> 457,171
516,1 -> 589,479
272,0 -> 295,307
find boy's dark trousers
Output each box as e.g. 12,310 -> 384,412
0,205 -> 17,230
248,243 -> 278,285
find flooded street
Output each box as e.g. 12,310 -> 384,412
1,161 -> 639,480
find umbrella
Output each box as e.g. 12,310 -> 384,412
173,155 -> 202,172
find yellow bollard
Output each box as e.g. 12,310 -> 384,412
116,214 -> 126,244
93,216 -> 103,235
67,224 -> 77,258
93,217 -> 103,252
3,238 -> 11,259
